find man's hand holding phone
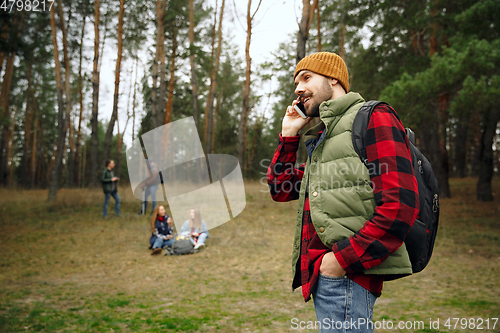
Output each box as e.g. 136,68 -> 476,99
281,98 -> 312,137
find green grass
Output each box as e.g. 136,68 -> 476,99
0,179 -> 499,332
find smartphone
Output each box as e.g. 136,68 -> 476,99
293,102 -> 308,119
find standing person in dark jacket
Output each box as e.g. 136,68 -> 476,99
101,160 -> 121,218
150,205 -> 174,255
267,52 -> 419,333
141,160 -> 161,214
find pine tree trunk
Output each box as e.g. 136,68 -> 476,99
189,0 -> 200,129
211,91 -> 223,154
116,115 -> 129,180
296,0 -> 314,164
157,0 -> 167,126
81,138 -> 86,187
98,3 -> 108,74
6,106 -> 17,187
454,119 -> 468,178
74,16 -> 86,187
48,4 -> 68,201
339,23 -> 346,59
116,118 -> 121,178
205,0 -> 225,155
102,0 -> 125,165
437,93 -> 451,198
476,108 -> 499,201
429,5 -> 438,57
204,0 -> 218,145
132,57 -> 138,141
151,0 -> 163,129
237,0 -> 255,166
31,106 -> 38,189
297,0 -> 312,63
57,0 -> 73,189
0,11 -> 24,185
164,25 -> 177,125
0,17 -> 9,81
22,56 -> 35,188
90,0 -> 101,187
316,2 -> 321,52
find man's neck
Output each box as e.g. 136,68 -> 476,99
331,88 -> 346,101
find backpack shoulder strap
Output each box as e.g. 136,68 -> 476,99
352,100 -> 388,166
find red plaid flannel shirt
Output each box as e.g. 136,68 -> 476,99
267,104 -> 419,302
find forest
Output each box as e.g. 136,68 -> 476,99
0,0 -> 498,201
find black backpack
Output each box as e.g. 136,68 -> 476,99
352,101 -> 439,273
171,235 -> 195,255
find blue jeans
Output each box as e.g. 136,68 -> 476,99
153,237 -> 174,249
143,185 -> 158,213
103,191 -> 120,217
311,273 -> 377,333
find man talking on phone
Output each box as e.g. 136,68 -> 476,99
267,52 -> 419,332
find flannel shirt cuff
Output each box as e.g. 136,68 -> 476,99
333,239 -> 363,274
279,133 -> 300,152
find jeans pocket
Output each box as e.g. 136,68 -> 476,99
318,272 -> 346,281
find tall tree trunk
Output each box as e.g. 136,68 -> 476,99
237,0 -> 262,166
6,105 -> 17,187
157,0 -> 167,126
48,4 -> 68,201
116,114 -> 130,179
74,16 -> 86,187
102,0 -> 125,165
90,0 -> 100,187
454,119 -> 468,178
212,91 -> 223,154
189,0 -> 200,129
57,0 -> 73,189
0,11 -> 24,185
296,0 -> 314,164
115,69 -> 133,179
297,0 -> 312,63
0,17 -> 10,80
316,2 -> 321,52
31,102 -> 38,189
22,55 -> 35,188
339,23 -> 346,59
81,137 -> 86,187
436,93 -> 451,198
476,108 -> 499,201
116,118 -> 121,178
98,3 -> 109,74
429,5 -> 438,57
151,0 -> 164,129
205,0 -> 225,155
204,0 -> 218,145
164,25 -> 177,125
132,57 -> 138,141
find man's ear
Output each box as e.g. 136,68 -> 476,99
330,78 -> 338,87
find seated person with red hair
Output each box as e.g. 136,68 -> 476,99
150,205 -> 174,255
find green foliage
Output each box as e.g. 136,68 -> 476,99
380,38 -> 500,128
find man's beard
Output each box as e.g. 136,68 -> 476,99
305,77 -> 333,117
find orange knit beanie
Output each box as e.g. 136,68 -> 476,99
294,52 -> 349,92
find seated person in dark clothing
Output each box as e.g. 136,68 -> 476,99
150,205 -> 174,255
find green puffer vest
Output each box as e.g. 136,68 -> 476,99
291,92 -> 412,282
